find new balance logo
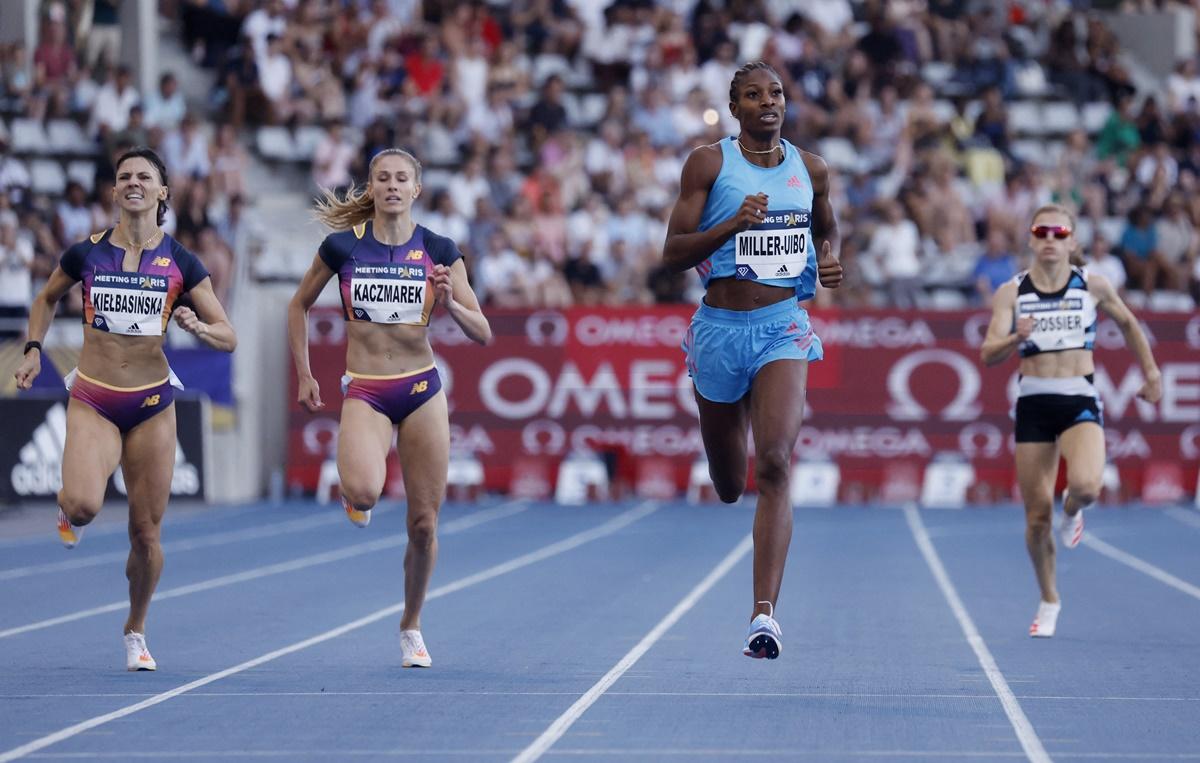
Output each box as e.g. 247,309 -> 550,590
151,256 -> 171,267
11,404 -> 67,496
775,265 -> 790,277
411,380 -> 429,395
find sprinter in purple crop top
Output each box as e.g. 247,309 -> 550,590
14,147 -> 237,672
288,148 -> 492,668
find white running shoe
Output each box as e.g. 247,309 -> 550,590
743,613 -> 783,659
1029,600 -> 1061,638
400,629 -> 432,668
342,495 -> 371,528
1060,507 -> 1084,549
124,632 -> 157,671
57,508 -> 83,549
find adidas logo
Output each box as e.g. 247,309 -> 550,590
127,322 -> 141,333
11,403 -> 67,496
388,312 -> 401,321
787,175 -> 803,189
775,265 -> 790,277
10,403 -> 201,497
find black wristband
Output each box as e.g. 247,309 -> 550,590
23,340 -> 42,355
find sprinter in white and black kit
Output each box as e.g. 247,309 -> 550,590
981,204 -> 1161,638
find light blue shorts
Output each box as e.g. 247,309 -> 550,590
682,298 -> 823,404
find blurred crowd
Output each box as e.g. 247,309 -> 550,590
3,0 -> 1200,324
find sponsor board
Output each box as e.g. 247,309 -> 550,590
286,308 -> 1199,498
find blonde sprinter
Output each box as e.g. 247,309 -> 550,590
981,204 -> 1160,637
288,149 -> 491,667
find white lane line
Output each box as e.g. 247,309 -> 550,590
0,513 -> 348,581
1165,508 -> 1200,531
904,506 -> 1052,763
0,501 -> 529,640
5,691 -> 1196,701
512,532 -> 753,763
13,752 -> 1200,761
0,501 -> 658,763
1083,535 -> 1200,601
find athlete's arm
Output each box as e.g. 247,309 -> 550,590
979,281 -> 1031,366
288,254 -> 337,412
663,144 -> 764,272
175,278 -> 237,352
1090,273 -> 1162,402
13,267 -> 77,389
432,260 -> 492,345
803,151 -> 843,288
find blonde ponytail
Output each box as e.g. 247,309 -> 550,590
312,148 -> 424,231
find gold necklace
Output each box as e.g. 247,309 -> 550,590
116,228 -> 161,250
736,138 -> 784,159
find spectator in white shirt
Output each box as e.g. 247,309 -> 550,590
446,155 -> 490,218
55,182 -> 94,245
143,72 -> 187,130
311,122 -> 356,191
866,200 -> 923,308
242,0 -> 288,63
1085,234 -> 1127,295
257,34 -> 294,122
89,65 -> 140,137
0,209 -> 34,326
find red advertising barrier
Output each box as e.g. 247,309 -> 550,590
287,308 -> 1200,501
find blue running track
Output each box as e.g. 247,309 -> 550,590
1,499 -> 1198,761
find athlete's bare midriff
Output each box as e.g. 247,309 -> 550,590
1019,348 -> 1094,379
76,327 -> 171,387
345,321 -> 435,376
704,277 -> 795,311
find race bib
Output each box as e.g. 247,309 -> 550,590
90,272 -> 167,336
350,263 -> 427,324
735,209 -> 810,280
1019,298 -> 1087,351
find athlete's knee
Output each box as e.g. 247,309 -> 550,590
58,491 -> 101,526
1066,478 -> 1100,506
1025,511 -> 1053,539
406,511 -> 438,550
340,483 -> 380,513
753,448 -> 792,495
127,519 -> 161,552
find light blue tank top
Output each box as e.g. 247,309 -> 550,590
695,137 -> 817,300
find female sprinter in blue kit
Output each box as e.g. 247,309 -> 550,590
14,147 -> 237,671
664,62 -> 844,659
288,148 -> 491,668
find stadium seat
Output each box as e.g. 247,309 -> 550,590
1007,101 -> 1043,136
1081,102 -> 1112,134
446,453 -> 485,500
66,160 -> 97,192
30,159 -> 66,194
554,450 -> 608,505
315,458 -> 339,504
920,453 -> 974,508
293,126 -> 326,161
46,120 -> 94,155
1014,62 -> 1049,97
1041,102 -> 1079,135
790,459 -> 840,508
256,126 -> 297,161
686,458 -> 718,503
10,118 -> 50,154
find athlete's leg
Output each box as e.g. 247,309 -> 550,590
1060,423 -> 1105,516
120,404 -> 177,635
747,359 -> 808,620
1016,441 -> 1061,604
694,389 -> 751,503
394,391 -> 449,631
58,398 -> 122,527
336,399 -> 394,512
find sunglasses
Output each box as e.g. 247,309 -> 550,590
1031,225 -> 1072,240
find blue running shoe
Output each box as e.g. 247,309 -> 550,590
743,613 -> 782,659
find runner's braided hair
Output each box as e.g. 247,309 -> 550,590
729,61 -> 782,104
